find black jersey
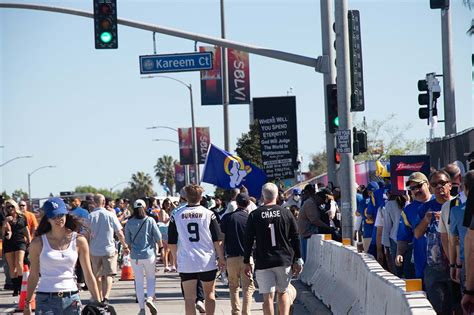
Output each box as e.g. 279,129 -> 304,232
243,204 -> 301,270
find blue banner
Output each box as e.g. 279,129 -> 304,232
202,144 -> 267,198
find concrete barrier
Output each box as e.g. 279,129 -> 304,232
300,234 -> 435,314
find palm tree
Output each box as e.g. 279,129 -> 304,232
154,155 -> 176,196
128,171 -> 154,200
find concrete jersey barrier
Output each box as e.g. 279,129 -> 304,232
300,234 -> 435,315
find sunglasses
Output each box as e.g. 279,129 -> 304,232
6,205 -> 15,210
430,180 -> 449,188
19,204 -> 26,207
408,182 -> 425,191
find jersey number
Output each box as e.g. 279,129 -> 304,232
187,223 -> 200,242
269,223 -> 276,247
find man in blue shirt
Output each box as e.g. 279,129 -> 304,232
414,170 -> 453,314
396,172 -> 432,279
450,171 -> 474,292
361,181 -> 379,254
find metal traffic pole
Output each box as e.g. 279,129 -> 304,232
334,0 -> 356,242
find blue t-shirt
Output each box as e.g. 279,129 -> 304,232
449,200 -> 467,261
125,216 -> 162,260
415,198 -> 444,273
397,199 -> 426,278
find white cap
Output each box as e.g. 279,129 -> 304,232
133,199 -> 146,209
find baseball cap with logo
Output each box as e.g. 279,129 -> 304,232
133,199 -> 147,209
405,172 -> 428,186
43,198 -> 68,219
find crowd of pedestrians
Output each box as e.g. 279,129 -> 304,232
1,158 -> 472,314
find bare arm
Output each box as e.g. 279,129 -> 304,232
116,229 -> 130,255
24,237 -> 41,314
77,235 -> 101,302
214,240 -> 225,271
414,212 -> 431,239
440,232 -> 449,258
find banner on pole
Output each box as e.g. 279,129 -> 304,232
196,127 -> 210,164
178,128 -> 194,165
200,46 -> 223,105
227,49 -> 251,104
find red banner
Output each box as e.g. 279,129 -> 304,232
196,127 -> 210,164
200,46 -> 223,105
178,128 -> 194,165
227,49 -> 251,104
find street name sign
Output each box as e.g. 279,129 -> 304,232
139,52 -> 213,74
336,129 -> 352,153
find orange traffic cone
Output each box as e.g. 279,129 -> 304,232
18,264 -> 35,311
120,255 -> 134,281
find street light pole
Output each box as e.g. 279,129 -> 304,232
28,165 -> 55,206
146,125 -> 178,133
220,0 -> 231,151
0,155 -> 33,168
152,139 -> 179,144
142,75 -> 200,184
109,181 -> 129,197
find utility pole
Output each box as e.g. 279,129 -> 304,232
334,0 -> 356,242
220,0 -> 231,151
321,0 -> 337,186
441,6 -> 456,135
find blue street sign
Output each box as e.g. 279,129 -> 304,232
139,52 -> 213,74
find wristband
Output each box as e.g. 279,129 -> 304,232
464,288 -> 474,296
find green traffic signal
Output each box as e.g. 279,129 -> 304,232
100,32 -> 113,43
334,116 -> 340,127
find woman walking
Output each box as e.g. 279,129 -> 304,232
159,198 -> 175,272
2,199 -> 30,296
23,198 -> 101,315
124,199 -> 163,315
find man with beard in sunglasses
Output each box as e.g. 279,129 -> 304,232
414,170 -> 454,314
396,172 -> 432,280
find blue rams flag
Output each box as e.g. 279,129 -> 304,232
202,144 -> 267,198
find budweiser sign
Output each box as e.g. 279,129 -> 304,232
395,161 -> 425,172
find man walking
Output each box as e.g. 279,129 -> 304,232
88,194 -> 129,303
220,193 -> 255,315
244,182 -> 303,315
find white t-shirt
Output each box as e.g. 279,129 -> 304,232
168,205 -> 222,273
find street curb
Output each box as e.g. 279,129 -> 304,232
293,280 -> 332,315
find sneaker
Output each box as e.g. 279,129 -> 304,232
164,267 -> 171,272
170,266 -> 177,273
146,297 -> 158,315
195,300 -> 206,313
138,309 -> 146,315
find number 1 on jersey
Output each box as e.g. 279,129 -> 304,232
269,223 -> 276,247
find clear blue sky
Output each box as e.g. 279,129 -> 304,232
0,0 -> 472,199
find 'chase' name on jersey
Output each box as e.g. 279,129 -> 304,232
262,209 -> 281,219
182,212 -> 204,219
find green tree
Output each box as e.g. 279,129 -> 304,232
353,114 -> 425,161
154,155 -> 176,196
308,151 -> 328,177
12,189 -> 28,202
75,185 -> 117,198
128,171 -> 155,201
235,121 -> 262,168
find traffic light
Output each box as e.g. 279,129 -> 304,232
418,73 -> 440,122
430,0 -> 449,9
353,128 -> 368,156
327,84 -> 339,134
94,0 -> 118,49
334,149 -> 341,164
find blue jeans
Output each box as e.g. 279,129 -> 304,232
35,292 -> 82,315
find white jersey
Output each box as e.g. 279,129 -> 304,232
168,205 -> 222,273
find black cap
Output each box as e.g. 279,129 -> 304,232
302,184 -> 315,194
236,193 -> 250,207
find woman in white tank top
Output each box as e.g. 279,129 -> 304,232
23,198 -> 102,315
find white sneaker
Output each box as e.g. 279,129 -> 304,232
146,297 -> 158,315
195,300 -> 206,313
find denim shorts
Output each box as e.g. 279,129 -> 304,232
35,292 -> 82,315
